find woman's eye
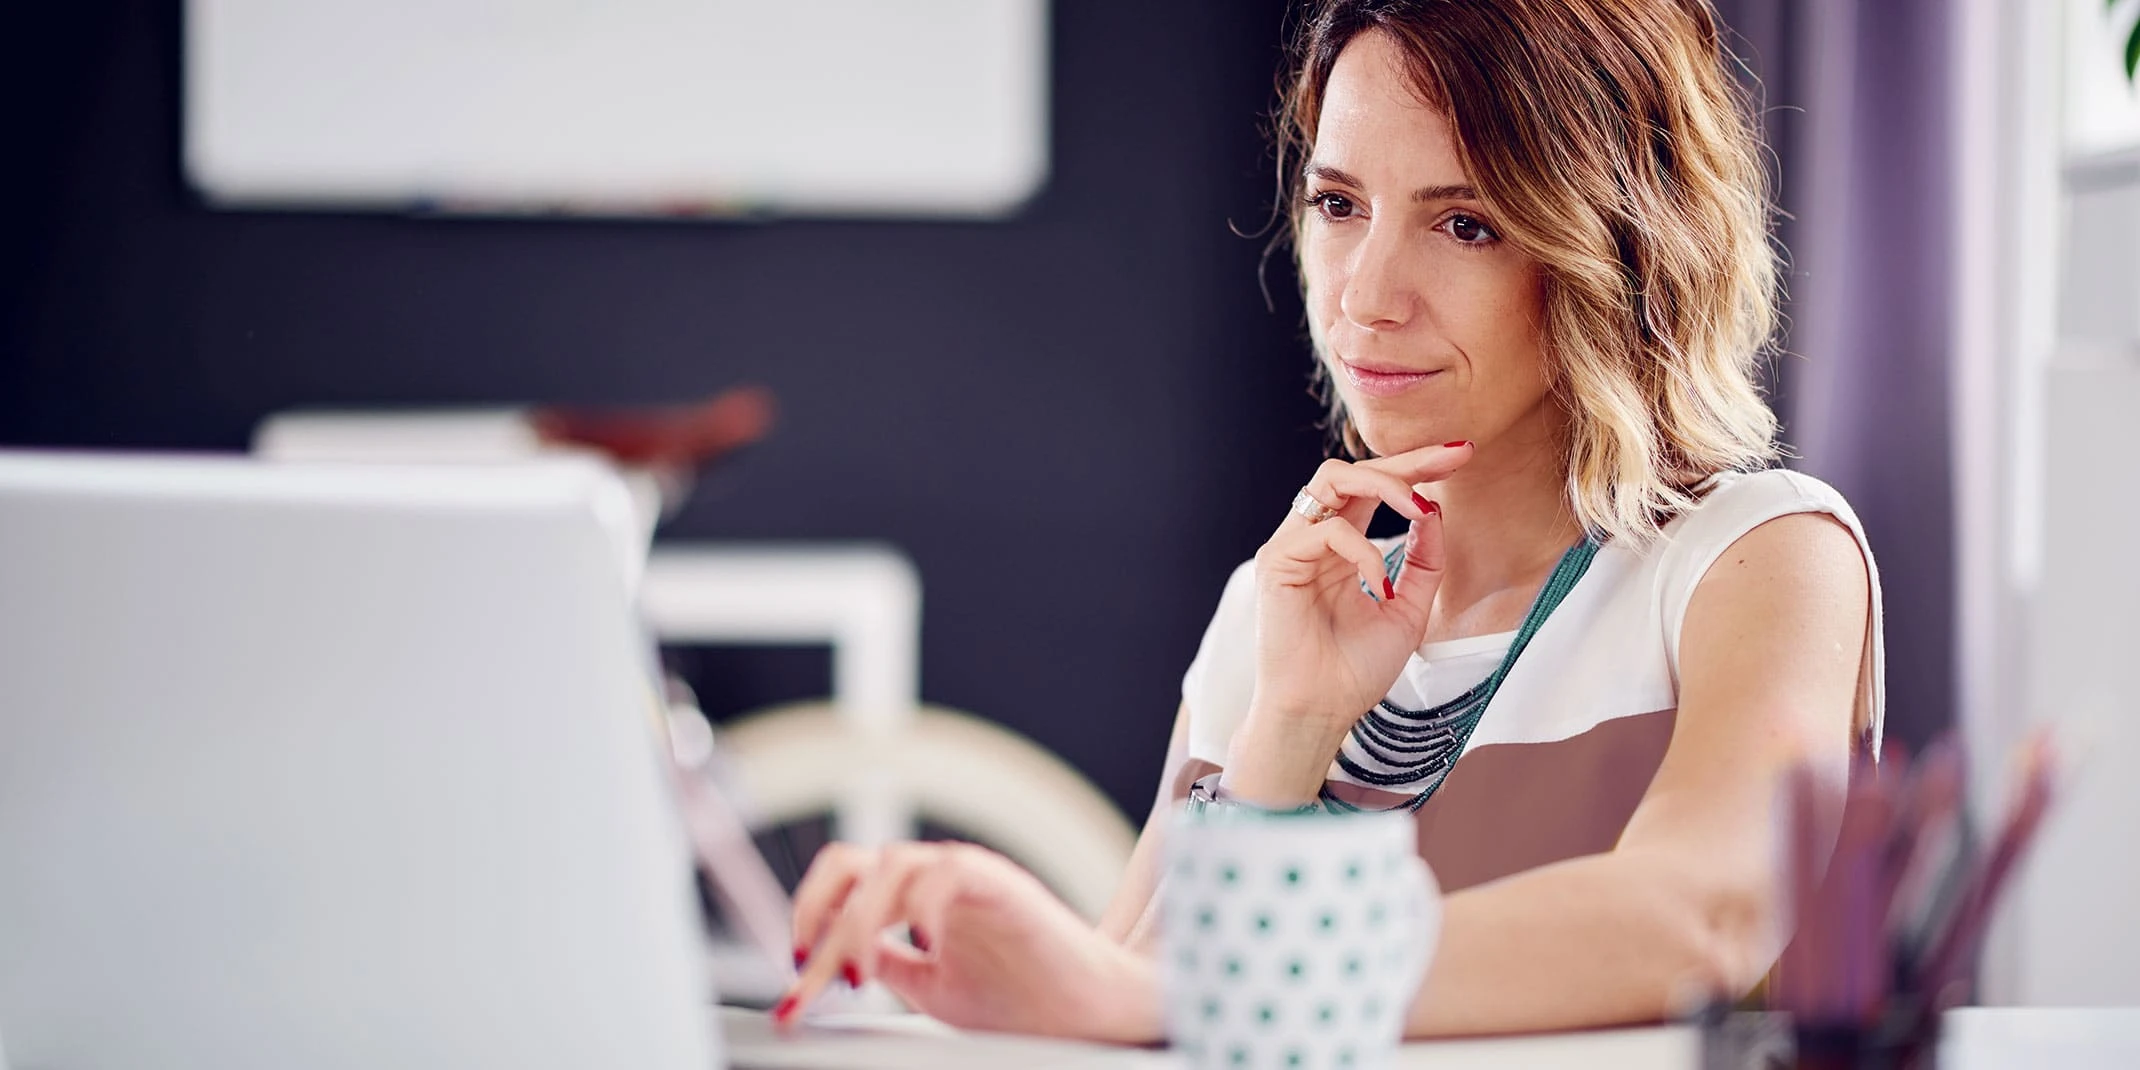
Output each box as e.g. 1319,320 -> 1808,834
1309,192 -> 1358,220
1442,213 -> 1498,245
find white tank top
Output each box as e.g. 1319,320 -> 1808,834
1180,469 -> 1886,823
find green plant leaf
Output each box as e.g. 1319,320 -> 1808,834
2115,1 -> 2140,86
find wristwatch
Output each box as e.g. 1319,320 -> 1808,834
1184,772 -> 1323,816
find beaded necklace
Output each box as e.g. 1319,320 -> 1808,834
1321,537 -> 1599,814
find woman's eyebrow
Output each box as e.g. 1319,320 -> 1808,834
1302,163 -> 1478,203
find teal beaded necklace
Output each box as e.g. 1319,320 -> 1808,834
1321,537 -> 1599,814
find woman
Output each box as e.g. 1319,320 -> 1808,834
776,0 -> 1882,1041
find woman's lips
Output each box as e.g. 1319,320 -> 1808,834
1340,359 -> 1441,398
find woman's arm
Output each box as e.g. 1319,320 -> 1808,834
1400,511 -> 1870,1035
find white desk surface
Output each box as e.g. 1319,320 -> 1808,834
720,1006 -> 1699,1069
720,1005 -> 2140,1070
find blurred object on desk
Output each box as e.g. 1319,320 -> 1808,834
1768,732 -> 2059,1068
531,384 -> 775,516
254,383 -> 776,538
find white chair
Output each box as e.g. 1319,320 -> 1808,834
640,544 -> 1135,919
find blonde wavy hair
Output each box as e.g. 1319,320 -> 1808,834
1279,0 -> 1782,544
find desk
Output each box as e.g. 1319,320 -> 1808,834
719,1007 -> 1698,1069
718,1006 -> 2140,1069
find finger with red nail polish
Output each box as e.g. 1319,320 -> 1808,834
789,843 -> 873,972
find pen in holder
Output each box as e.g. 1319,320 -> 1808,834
1766,731 -> 2057,1070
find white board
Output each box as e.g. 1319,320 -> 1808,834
184,0 -> 1049,218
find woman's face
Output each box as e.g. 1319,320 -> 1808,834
1299,31 -> 1554,458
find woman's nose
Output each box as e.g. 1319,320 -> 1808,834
1338,225 -> 1417,331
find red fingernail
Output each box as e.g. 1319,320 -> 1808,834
841,962 -> 861,989
772,994 -> 799,1022
1410,491 -> 1430,514
1444,440 -> 1471,449
1425,499 -> 1442,517
1383,577 -> 1396,601
793,946 -> 809,970
911,928 -> 931,952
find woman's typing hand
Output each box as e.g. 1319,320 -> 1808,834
1223,442 -> 1468,805
777,840 -> 1163,1044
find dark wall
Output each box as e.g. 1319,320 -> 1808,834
0,1 -> 1325,820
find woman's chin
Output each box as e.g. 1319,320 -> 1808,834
1353,419 -> 1455,460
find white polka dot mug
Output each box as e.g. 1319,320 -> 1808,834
1162,806 -> 1439,1070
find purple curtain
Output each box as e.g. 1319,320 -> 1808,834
1716,0 -> 1957,751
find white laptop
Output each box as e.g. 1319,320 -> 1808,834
0,451 -> 720,1069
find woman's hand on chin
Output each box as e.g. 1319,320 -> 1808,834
777,840 -> 1164,1045
1228,442 -> 1471,804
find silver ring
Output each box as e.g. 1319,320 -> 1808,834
1291,489 -> 1340,524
